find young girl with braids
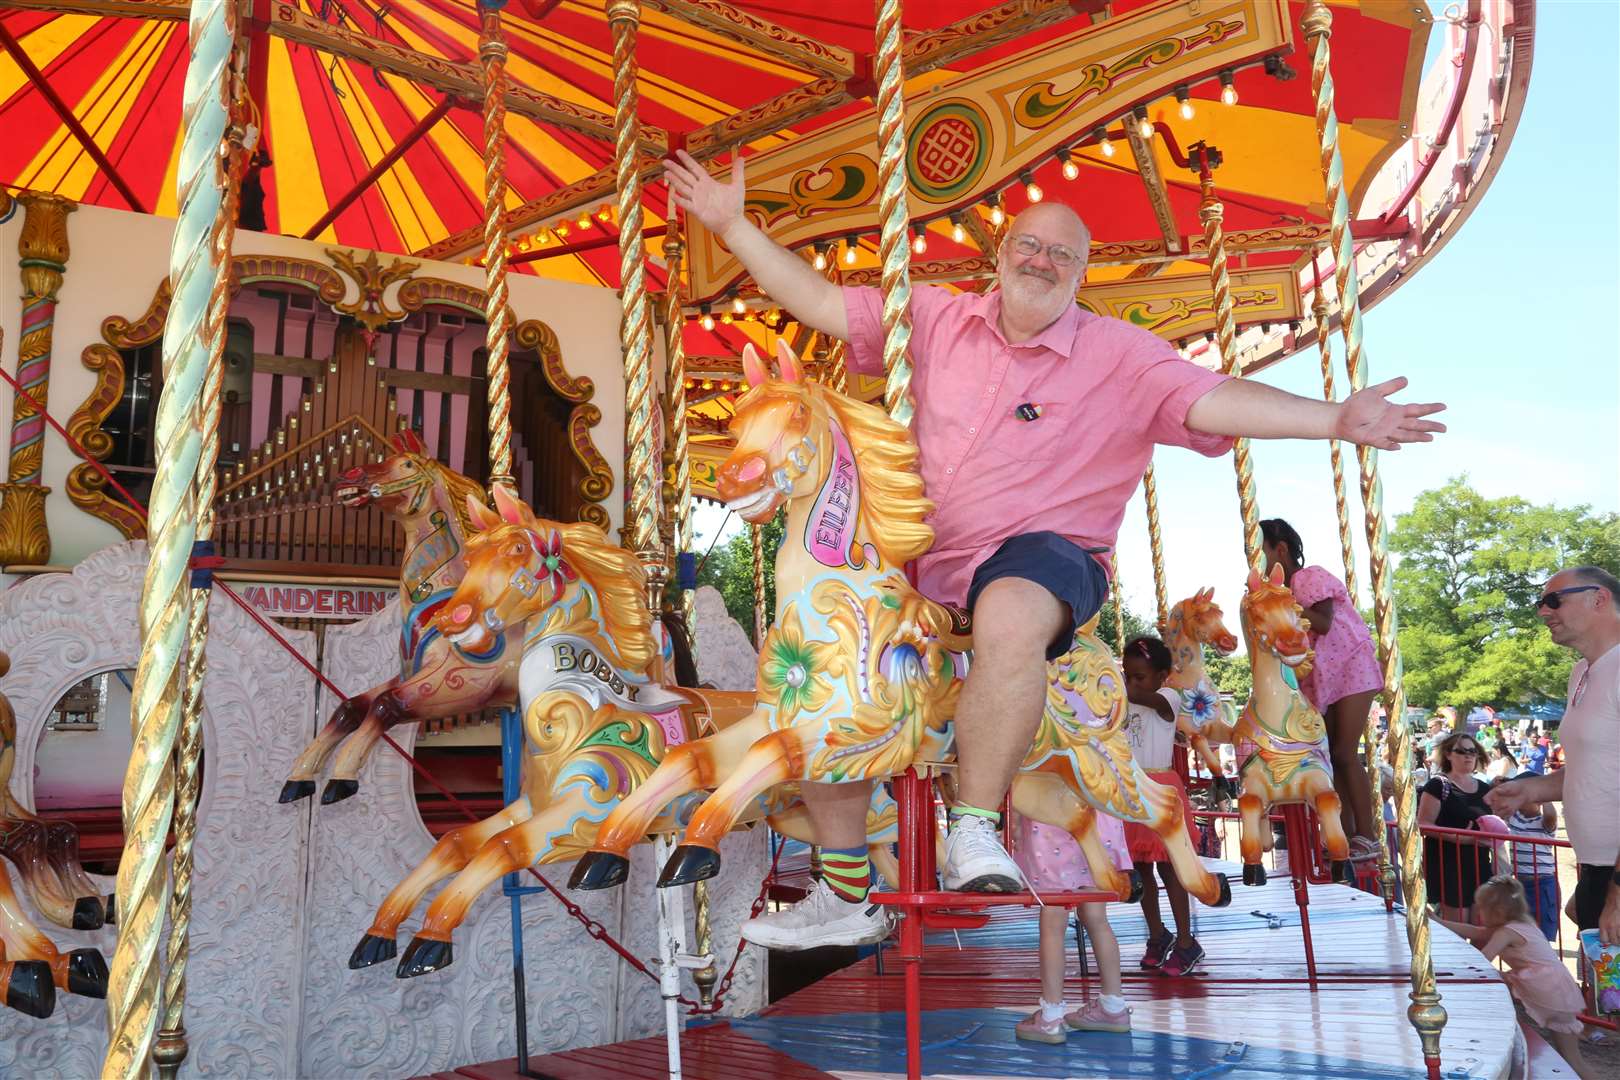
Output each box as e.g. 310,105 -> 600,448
1260,518 -> 1385,862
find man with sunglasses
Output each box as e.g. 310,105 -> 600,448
665,150 -> 1448,948
1489,566 -> 1620,946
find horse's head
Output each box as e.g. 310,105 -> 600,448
1172,587 -> 1239,655
715,340 -> 826,523
334,429 -> 438,516
1241,565 -> 1313,676
433,486 -> 569,653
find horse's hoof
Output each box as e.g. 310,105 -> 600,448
1330,859 -> 1352,884
1214,873 -> 1232,908
5,961 -> 55,1018
321,778 -> 360,805
66,949 -> 108,999
278,779 -> 317,804
71,895 -> 106,930
1242,864 -> 1267,887
102,894 -> 116,925
1124,869 -> 1144,904
349,933 -> 398,970
658,844 -> 721,887
396,936 -> 453,978
570,851 -> 630,891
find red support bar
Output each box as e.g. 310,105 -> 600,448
301,95 -> 455,240
0,22 -> 147,214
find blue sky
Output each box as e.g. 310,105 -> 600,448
695,3 -> 1619,624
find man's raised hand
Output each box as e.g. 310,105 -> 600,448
664,149 -> 745,238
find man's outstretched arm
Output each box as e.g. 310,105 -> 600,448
1186,375 -> 1446,449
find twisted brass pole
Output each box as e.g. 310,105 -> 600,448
607,0 -> 661,585
870,0 -> 915,424
1143,464 -> 1169,630
1110,559 -> 1126,654
660,214 -> 715,1004
1304,2 -> 1440,1068
1197,158 -> 1262,572
479,4 -> 516,490
821,258 -> 848,394
153,88 -> 245,1080
105,0 -> 234,1073
1313,269 -> 1391,902
751,523 -> 767,645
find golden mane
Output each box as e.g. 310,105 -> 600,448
412,454 -> 487,537
551,521 -> 657,673
807,381 -> 935,564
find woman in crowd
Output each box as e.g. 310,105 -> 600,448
1419,731 -> 1497,920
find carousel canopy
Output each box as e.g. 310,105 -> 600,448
0,0 -> 1527,495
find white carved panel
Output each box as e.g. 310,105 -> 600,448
693,585 -> 758,691
0,542 -> 314,1078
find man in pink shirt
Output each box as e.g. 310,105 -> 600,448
665,150 -> 1446,951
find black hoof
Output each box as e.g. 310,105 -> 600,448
1330,859 -> 1352,884
102,894 -> 116,925
278,779 -> 317,804
5,961 -> 55,1018
321,778 -> 360,805
396,936 -> 453,979
569,851 -> 630,891
1125,869 -> 1145,904
71,895 -> 106,930
349,933 -> 398,970
658,844 -> 721,887
66,949 -> 108,999
1242,863 -> 1267,887
1213,873 -> 1232,908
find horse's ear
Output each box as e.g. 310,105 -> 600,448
390,428 -> 425,455
491,484 -> 526,525
741,343 -> 769,388
1267,563 -> 1285,586
466,493 -> 500,530
1198,586 -> 1213,602
1246,568 -> 1264,594
774,338 -> 804,384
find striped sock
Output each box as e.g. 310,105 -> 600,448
820,846 -> 872,903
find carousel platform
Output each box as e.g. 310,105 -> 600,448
421,858 -> 1534,1080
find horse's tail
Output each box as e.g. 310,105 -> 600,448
658,610 -> 701,688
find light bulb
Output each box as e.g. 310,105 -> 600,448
1025,179 -> 1043,203
813,246 -> 827,271
577,212 -> 591,229
951,216 -> 966,243
720,313 -> 733,325
843,239 -> 857,265
732,295 -> 746,315
1180,99 -> 1195,121
989,202 -> 1005,227
556,222 -> 570,238
1220,71 -> 1237,106
1100,134 -> 1115,158
699,309 -> 714,331
597,205 -> 612,221
1061,154 -> 1079,181
1136,112 -> 1153,140
911,228 -> 927,255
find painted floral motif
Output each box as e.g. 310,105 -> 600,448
758,603 -> 836,721
532,529 -> 578,597
1179,684 -> 1221,728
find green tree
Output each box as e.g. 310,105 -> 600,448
1097,594 -> 1153,656
695,511 -> 785,646
1204,650 -> 1253,699
1389,476 -> 1619,710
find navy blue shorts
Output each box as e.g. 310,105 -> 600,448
966,531 -> 1110,661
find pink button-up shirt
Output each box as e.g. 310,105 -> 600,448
844,284 -> 1232,606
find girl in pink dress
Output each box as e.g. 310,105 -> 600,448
1010,810 -> 1132,1043
1441,875 -> 1592,1078
1261,518 -> 1385,861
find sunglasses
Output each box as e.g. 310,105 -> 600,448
1453,746 -> 1479,755
1537,585 -> 1599,610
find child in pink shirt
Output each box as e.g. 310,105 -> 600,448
1261,518 -> 1384,860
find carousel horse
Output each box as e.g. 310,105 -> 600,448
570,341 -> 1230,910
1163,588 -> 1241,783
279,430 -> 521,806
0,653 -> 109,930
1231,565 -> 1352,886
353,489 -> 900,977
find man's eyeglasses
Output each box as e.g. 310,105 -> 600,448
1536,585 -> 1599,610
1006,233 -> 1082,268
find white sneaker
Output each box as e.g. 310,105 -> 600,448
942,814 -> 1023,892
740,879 -> 892,951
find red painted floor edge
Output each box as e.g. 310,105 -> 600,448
439,1022 -> 841,1080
